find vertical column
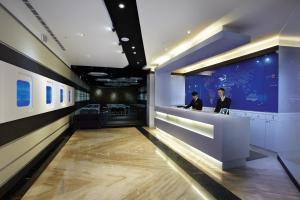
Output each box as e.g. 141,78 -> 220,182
147,73 -> 155,127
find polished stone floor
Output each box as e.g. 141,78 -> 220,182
22,128 -> 215,200
22,127 -> 300,200
144,127 -> 300,200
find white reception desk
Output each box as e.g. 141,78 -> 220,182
155,106 -> 250,169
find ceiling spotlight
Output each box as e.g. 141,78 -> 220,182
121,37 -> 130,42
88,72 -> 108,77
133,52 -> 136,54
77,32 -> 85,37
118,3 -> 125,9
137,61 -> 140,64
187,30 -> 191,34
132,46 -> 135,49
105,27 -> 112,31
95,78 -> 111,82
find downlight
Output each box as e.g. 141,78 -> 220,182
121,37 -> 130,42
118,3 -> 125,9
88,72 -> 108,77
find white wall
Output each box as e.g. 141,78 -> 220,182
155,70 -> 171,106
0,6 -> 85,189
170,75 -> 185,106
278,46 -> 300,113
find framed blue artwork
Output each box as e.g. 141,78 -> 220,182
17,80 -> 30,107
60,89 -> 63,103
46,86 -> 52,104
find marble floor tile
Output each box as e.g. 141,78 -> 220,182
22,128 -> 215,200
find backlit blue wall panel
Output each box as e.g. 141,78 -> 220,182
185,53 -> 278,112
46,86 -> 52,104
60,89 -> 63,103
17,80 -> 30,107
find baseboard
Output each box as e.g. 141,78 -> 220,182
0,125 -> 76,200
277,155 -> 300,192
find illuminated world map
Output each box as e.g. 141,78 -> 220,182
185,52 -> 278,112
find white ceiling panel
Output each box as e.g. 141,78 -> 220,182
137,0 -> 300,66
1,0 -> 128,68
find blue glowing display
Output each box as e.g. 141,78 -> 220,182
185,53 -> 278,112
46,86 -> 52,104
60,89 -> 63,103
17,80 -> 30,107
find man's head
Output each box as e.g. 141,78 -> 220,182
217,88 -> 225,98
192,91 -> 198,100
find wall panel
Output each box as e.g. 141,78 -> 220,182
0,60 -> 74,124
0,5 -> 89,195
0,116 -> 70,187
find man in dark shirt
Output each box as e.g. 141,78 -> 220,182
214,88 -> 231,113
185,91 -> 203,110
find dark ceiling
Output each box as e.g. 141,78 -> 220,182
71,0 -> 148,87
103,0 -> 146,69
71,65 -> 149,87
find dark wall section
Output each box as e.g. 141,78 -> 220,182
90,86 -> 145,104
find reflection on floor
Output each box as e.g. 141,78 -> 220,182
22,128 -> 214,200
145,127 -> 300,200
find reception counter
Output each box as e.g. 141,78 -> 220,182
155,106 -> 250,169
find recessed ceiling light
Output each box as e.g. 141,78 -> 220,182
77,32 -> 85,37
137,61 -> 140,64
121,37 -> 130,42
95,78 -> 111,82
133,52 -> 136,54
187,30 -> 191,34
105,26 -> 113,31
118,3 -> 125,9
88,72 -> 108,77
132,46 -> 135,49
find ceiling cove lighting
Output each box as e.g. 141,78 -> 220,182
151,35 -> 300,74
174,35 -> 298,74
150,25 -> 224,67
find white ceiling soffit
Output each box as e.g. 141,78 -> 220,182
137,0 -> 300,67
0,0 -> 128,68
